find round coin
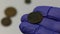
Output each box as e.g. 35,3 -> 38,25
28,12 -> 43,24
1,17 -> 12,26
5,7 -> 17,17
25,0 -> 31,4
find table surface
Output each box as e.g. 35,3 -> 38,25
0,0 -> 60,34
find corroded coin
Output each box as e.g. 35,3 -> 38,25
28,12 -> 43,24
5,7 -> 17,17
1,17 -> 11,26
25,0 -> 31,4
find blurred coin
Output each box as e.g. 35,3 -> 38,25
25,0 -> 31,4
28,12 -> 43,24
1,17 -> 11,26
5,7 -> 17,17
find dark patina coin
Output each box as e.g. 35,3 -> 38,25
5,7 -> 17,17
28,12 -> 43,24
1,17 -> 11,26
25,0 -> 31,4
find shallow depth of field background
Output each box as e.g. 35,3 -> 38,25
0,0 -> 60,34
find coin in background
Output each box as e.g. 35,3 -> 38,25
5,7 -> 17,17
25,0 -> 31,4
28,12 -> 43,24
1,17 -> 12,27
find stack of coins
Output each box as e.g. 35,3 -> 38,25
1,7 -> 17,27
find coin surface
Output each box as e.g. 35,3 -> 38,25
25,0 -> 31,4
28,12 -> 43,24
1,17 -> 11,26
5,7 -> 17,17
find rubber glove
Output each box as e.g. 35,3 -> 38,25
19,6 -> 60,34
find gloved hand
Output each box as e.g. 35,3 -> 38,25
19,6 -> 60,34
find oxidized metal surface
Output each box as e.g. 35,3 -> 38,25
1,17 -> 11,26
28,12 -> 43,24
25,0 -> 31,4
5,7 -> 17,17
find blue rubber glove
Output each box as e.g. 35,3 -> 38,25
19,6 -> 60,34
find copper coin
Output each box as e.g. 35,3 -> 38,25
28,12 -> 43,24
1,17 -> 11,26
5,7 -> 17,17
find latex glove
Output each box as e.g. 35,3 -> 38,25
19,6 -> 60,34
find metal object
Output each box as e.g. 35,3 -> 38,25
1,17 -> 11,26
25,0 -> 31,4
5,7 -> 17,17
28,12 -> 43,24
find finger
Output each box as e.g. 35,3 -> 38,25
33,6 -> 52,16
40,18 -> 60,32
48,7 -> 60,21
21,14 -> 28,22
19,22 -> 39,34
